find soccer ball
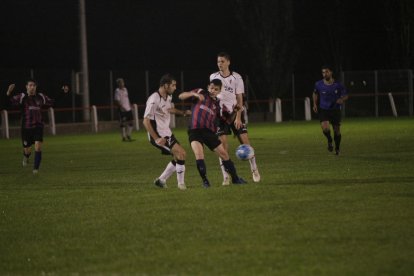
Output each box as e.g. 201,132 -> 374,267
235,144 -> 254,161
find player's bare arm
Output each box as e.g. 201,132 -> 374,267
312,92 -> 319,113
178,91 -> 205,102
143,117 -> 166,146
336,95 -> 349,105
168,107 -> 191,117
234,93 -> 244,129
6,84 -> 15,96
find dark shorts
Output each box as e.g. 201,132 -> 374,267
188,128 -> 221,151
119,110 -> 133,125
216,110 -> 248,137
21,127 -> 43,147
319,108 -> 342,126
149,133 -> 179,155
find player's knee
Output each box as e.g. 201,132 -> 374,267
322,127 -> 330,133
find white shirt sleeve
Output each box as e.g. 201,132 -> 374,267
114,89 -> 120,101
235,74 -> 245,95
144,94 -> 157,119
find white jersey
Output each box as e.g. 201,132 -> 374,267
114,88 -> 131,112
144,92 -> 173,137
210,71 -> 244,113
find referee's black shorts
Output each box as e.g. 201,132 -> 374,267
319,108 -> 342,126
21,127 -> 43,147
188,128 -> 221,151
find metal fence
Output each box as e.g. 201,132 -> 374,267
1,68 -> 413,128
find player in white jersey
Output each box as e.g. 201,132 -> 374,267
210,52 -> 260,184
114,78 -> 134,141
143,74 -> 191,190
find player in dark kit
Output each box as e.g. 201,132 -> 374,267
179,79 -> 246,187
313,65 -> 348,155
6,79 -> 53,174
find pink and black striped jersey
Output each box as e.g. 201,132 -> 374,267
189,89 -> 220,132
10,92 -> 53,129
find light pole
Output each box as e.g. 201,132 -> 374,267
79,0 -> 90,121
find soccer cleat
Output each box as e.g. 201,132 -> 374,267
22,156 -> 29,167
252,169 -> 261,183
32,169 -> 39,175
222,177 -> 230,186
203,179 -> 210,188
335,148 -> 340,155
154,178 -> 167,188
328,142 -> 334,152
233,177 -> 247,184
122,137 -> 127,142
177,183 -> 187,190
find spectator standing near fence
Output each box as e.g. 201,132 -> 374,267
6,79 -> 53,174
312,65 -> 348,155
114,78 -> 134,142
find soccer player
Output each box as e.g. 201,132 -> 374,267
6,79 -> 53,174
143,74 -> 191,190
114,78 -> 134,141
312,65 -> 348,155
210,52 -> 260,185
179,79 -> 247,188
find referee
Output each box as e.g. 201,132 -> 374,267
313,65 -> 348,155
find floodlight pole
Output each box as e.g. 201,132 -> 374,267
79,0 -> 90,121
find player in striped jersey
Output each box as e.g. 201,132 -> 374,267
179,79 -> 246,187
210,52 -> 260,185
143,74 -> 191,190
6,79 -> 53,174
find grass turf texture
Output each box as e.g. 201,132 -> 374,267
1,118 -> 413,275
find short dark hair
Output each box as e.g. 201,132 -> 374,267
159,73 -> 176,86
217,52 -> 231,61
26,79 -> 37,85
210,79 -> 222,88
321,65 -> 333,71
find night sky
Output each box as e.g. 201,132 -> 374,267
2,0 -> 398,70
1,0 -> 411,100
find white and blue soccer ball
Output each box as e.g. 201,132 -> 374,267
235,144 -> 255,161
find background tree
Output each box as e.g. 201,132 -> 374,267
232,0 -> 297,99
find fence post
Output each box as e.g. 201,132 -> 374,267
145,70 -> 150,98
292,73 -> 296,119
109,70 -> 114,121
388,93 -> 398,117
275,98 -> 282,123
91,105 -> 98,132
132,104 -> 139,131
170,103 -> 176,128
1,110 -> 9,139
374,70 -> 379,117
48,107 -> 56,135
409,69 -> 413,117
244,105 -> 249,124
304,97 -> 311,121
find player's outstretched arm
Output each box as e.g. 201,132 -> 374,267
336,95 -> 349,104
178,90 -> 204,102
6,84 -> 15,96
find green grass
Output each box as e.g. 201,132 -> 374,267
1,118 -> 414,275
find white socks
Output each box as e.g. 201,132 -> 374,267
175,164 -> 185,185
159,161 -> 176,181
249,156 -> 258,171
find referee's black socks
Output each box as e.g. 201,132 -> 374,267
334,134 -> 342,150
323,128 -> 333,143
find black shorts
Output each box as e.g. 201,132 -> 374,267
216,109 -> 248,137
149,133 -> 179,155
319,108 -> 342,126
21,127 -> 43,147
188,128 -> 221,151
119,110 -> 133,125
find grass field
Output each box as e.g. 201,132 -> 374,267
1,118 -> 414,275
